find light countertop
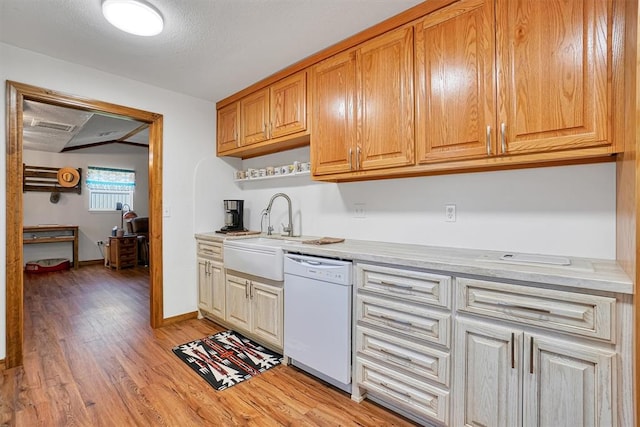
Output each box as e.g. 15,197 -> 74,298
194,232 -> 633,294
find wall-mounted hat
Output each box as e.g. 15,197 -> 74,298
57,167 -> 80,188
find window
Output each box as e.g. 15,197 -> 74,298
87,166 -> 136,211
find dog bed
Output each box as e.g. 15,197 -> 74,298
25,258 -> 71,273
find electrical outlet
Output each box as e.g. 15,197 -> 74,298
96,240 -> 104,246
445,204 -> 456,222
163,206 -> 171,217
354,203 -> 366,219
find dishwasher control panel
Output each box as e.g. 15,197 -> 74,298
284,254 -> 352,286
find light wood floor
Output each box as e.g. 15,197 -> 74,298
0,265 -> 417,426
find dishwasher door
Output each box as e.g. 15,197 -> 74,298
284,254 -> 352,393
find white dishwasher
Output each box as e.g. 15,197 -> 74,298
284,253 -> 353,393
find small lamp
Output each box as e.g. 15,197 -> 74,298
115,202 -> 131,235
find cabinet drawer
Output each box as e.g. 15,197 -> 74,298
357,263 -> 451,309
118,246 -> 136,256
356,357 -> 450,425
120,238 -> 137,248
197,240 -> 223,261
357,295 -> 451,348
457,278 -> 615,341
356,326 -> 450,387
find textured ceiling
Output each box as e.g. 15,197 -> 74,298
0,0 -> 424,102
22,100 -> 148,153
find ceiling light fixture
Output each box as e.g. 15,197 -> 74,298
102,0 -> 164,37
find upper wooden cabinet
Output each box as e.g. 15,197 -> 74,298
496,0 -> 611,155
312,26 -> 414,176
415,0 -> 614,165
415,0 -> 496,163
270,72 -> 307,139
217,0 -> 623,179
240,88 -> 270,146
218,71 -> 308,157
310,50 -> 357,175
357,26 -> 415,171
216,102 -> 240,154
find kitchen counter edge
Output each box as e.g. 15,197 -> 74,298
194,232 -> 633,294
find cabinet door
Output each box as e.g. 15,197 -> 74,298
356,26 -> 415,171
217,102 -> 240,153
496,0 -> 611,155
209,260 -> 225,319
415,0 -> 496,163
250,281 -> 283,348
225,273 -> 250,331
454,318 -> 521,427
310,50 -> 357,175
270,71 -> 307,139
197,259 -> 212,311
240,88 -> 270,146
523,333 -> 616,427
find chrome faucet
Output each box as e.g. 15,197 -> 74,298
265,193 -> 293,237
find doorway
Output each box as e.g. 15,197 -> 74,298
5,81 -> 164,368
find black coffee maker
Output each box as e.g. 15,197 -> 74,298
218,200 -> 245,233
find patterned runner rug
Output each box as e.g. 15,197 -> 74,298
172,330 -> 282,391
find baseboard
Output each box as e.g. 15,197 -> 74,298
79,259 -> 105,267
163,311 -> 198,326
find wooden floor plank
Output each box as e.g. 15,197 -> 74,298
0,265 -> 418,426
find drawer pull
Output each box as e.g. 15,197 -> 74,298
380,381 -> 412,400
381,281 -> 413,291
498,303 -> 551,315
379,348 -> 413,363
379,315 -> 413,328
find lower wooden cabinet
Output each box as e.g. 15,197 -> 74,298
454,316 -> 616,427
353,262 -> 453,426
225,272 -> 284,351
196,238 -> 225,320
198,257 -> 225,319
351,262 -> 628,426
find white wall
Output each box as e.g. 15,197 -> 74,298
22,147 -> 149,263
240,147 -> 616,259
0,42 -> 237,359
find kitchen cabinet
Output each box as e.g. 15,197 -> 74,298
496,0 -> 611,155
240,88 -> 270,146
224,271 -> 283,351
455,317 -> 616,427
216,101 -> 240,154
196,238 -> 225,320
310,50 -> 356,175
415,0 -> 495,163
454,277 -> 617,427
415,0 -> 614,165
225,273 -> 251,330
270,71 -> 307,139
311,26 -> 414,176
239,71 -> 307,147
352,262 -> 452,425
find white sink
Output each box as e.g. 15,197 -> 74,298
223,237 -> 290,281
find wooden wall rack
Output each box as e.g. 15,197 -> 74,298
23,164 -> 82,194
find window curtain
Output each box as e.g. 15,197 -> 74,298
86,166 -> 135,191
